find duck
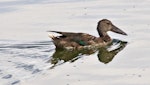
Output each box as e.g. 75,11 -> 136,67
48,19 -> 127,50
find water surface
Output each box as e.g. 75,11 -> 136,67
0,0 -> 150,85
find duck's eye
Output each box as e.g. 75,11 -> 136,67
106,23 -> 110,25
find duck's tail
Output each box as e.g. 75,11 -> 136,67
47,31 -> 64,40
48,33 -> 55,40
47,31 -> 63,34
47,30 -> 75,36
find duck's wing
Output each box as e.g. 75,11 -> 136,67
48,31 -> 103,46
49,31 -> 96,40
48,31 -> 76,37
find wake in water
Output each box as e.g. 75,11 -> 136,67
0,39 -> 127,85
0,40 -> 54,85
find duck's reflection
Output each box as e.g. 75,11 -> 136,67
49,39 -> 127,69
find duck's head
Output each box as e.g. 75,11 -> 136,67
97,19 -> 127,37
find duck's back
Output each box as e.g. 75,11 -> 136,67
49,31 -> 107,49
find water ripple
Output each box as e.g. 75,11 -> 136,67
0,40 -> 54,85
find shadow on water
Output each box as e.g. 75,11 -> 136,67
49,39 -> 128,69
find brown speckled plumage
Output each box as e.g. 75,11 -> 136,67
48,19 -> 127,50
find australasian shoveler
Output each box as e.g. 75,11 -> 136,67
48,19 -> 127,50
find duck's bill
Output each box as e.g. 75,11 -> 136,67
111,25 -> 127,35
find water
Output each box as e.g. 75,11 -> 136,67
0,0 -> 150,85
0,40 -> 54,85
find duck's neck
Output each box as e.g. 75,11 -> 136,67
97,27 -> 111,42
